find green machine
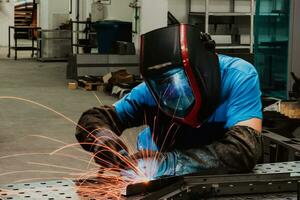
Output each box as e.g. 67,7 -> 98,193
254,0 -> 300,99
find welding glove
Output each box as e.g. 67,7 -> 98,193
91,129 -> 129,168
151,151 -> 177,178
75,106 -> 129,169
123,151 -> 177,180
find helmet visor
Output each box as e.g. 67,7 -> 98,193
148,68 -> 195,117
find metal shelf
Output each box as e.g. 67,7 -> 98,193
72,31 -> 96,34
216,45 -> 251,49
188,0 -> 254,53
257,13 -> 289,16
11,46 -> 38,51
7,26 -> 41,60
209,12 -> 251,16
38,38 -> 72,40
190,12 -> 252,16
72,44 -> 97,48
71,20 -> 95,54
189,12 -> 205,16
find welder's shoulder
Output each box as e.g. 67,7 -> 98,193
218,54 -> 258,77
218,54 -> 260,102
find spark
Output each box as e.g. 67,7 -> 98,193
0,95 -> 177,199
0,170 -> 78,177
28,134 -> 92,155
49,137 -> 147,179
93,91 -> 103,106
0,152 -> 99,168
12,177 -> 76,184
93,91 -> 123,135
27,162 -> 88,172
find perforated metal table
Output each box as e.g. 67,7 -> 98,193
1,161 -> 300,200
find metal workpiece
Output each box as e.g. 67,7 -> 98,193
124,176 -> 182,196
179,173 -> 300,198
138,173 -> 300,200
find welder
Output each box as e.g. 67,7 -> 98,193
75,24 -> 263,178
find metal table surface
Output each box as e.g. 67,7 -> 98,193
1,161 -> 300,200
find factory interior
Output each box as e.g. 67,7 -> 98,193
0,0 -> 300,199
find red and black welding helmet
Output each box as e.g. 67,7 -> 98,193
140,24 -> 221,128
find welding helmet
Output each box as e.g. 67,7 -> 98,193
140,24 -> 221,128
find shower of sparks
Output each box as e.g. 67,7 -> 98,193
0,96 -> 168,200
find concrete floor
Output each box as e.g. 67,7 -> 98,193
0,52 -> 139,185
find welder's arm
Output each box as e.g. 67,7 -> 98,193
75,105 -> 124,150
76,83 -> 153,150
75,105 -> 128,167
75,83 -> 154,146
152,125 -> 262,177
75,83 -> 153,167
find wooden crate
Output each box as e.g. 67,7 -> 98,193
78,79 -> 103,91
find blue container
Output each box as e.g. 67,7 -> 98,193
93,20 -> 132,54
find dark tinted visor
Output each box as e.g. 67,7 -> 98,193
148,67 -> 195,117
